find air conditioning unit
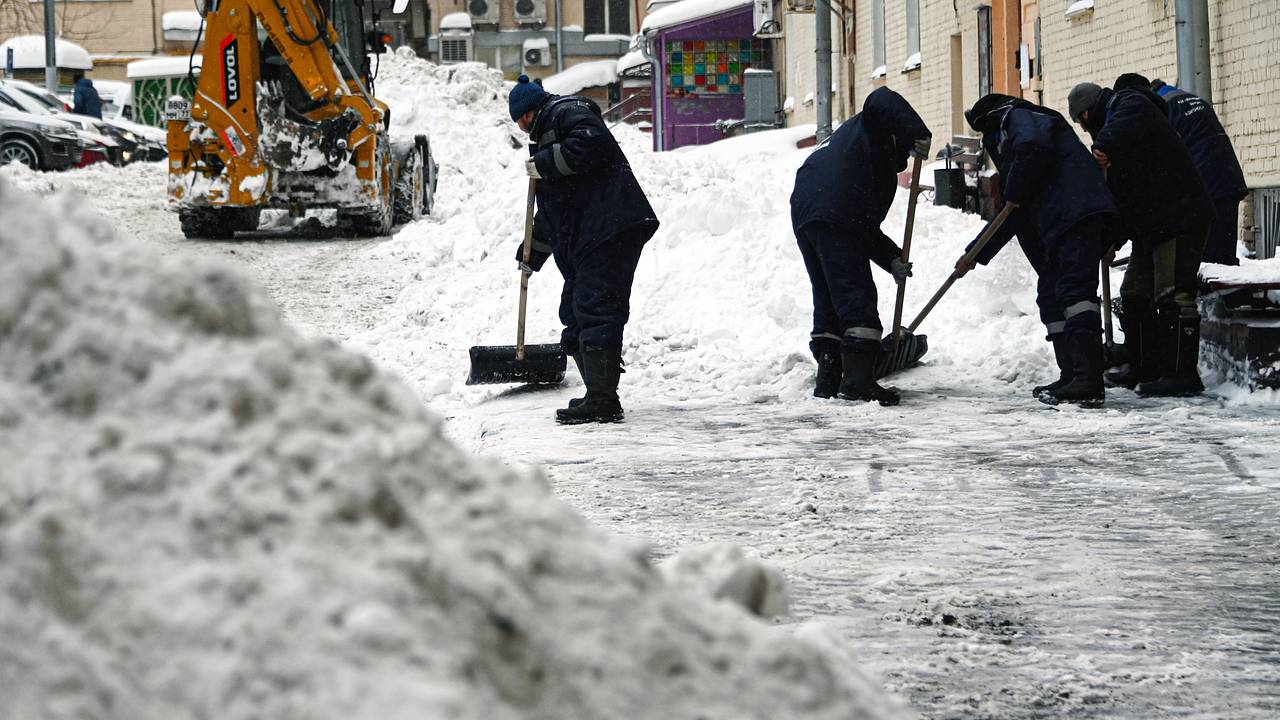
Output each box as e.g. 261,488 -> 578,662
440,33 -> 473,64
467,0 -> 501,26
785,0 -> 815,13
753,0 -> 782,36
514,0 -> 547,26
523,38 -> 551,69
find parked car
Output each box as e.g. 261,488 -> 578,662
4,79 -> 166,163
0,109 -> 83,170
0,80 -> 124,165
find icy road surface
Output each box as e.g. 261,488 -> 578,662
8,130 -> 1278,718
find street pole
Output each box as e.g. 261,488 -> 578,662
43,0 -> 57,92
815,0 -> 831,143
1174,0 -> 1213,99
555,0 -> 564,72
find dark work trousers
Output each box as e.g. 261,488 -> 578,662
795,221 -> 883,347
554,226 -> 647,352
1203,196 -> 1241,265
1120,225 -> 1209,321
1019,216 -> 1108,339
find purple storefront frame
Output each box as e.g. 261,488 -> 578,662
650,7 -> 756,151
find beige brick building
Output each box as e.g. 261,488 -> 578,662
832,0 -> 1280,247
0,1 -> 204,82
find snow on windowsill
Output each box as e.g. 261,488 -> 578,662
901,52 -> 921,73
870,65 -> 886,79
1065,0 -> 1094,19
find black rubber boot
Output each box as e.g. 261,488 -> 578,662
1041,333 -> 1105,407
1105,302 -> 1160,389
568,353 -> 585,408
556,345 -> 624,424
1136,312 -> 1205,397
838,341 -> 901,406
1032,336 -> 1074,398
810,339 -> 842,399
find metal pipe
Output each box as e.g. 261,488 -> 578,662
1175,0 -> 1212,99
815,0 -> 832,142
43,0 -> 56,92
555,0 -> 564,72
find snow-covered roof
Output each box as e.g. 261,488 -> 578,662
127,55 -> 202,79
523,37 -> 551,52
641,0 -> 754,33
162,11 -> 203,32
542,60 -> 618,96
617,48 -> 650,74
0,36 -> 93,70
439,12 -> 472,30
584,33 -> 631,43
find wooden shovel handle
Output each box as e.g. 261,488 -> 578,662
906,203 -> 1016,333
891,155 -> 924,350
516,177 -> 536,361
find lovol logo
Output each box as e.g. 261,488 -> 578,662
220,35 -> 240,107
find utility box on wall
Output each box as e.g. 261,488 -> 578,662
743,69 -> 777,124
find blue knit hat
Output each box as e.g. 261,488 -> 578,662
508,75 -> 548,121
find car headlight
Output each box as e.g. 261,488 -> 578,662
122,131 -> 137,142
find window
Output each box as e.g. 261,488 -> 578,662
903,0 -> 920,71
977,5 -> 992,96
871,0 -> 886,77
585,0 -> 630,35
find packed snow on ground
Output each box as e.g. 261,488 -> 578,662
0,180 -> 907,719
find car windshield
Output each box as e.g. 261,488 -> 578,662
15,85 -> 64,112
0,86 -> 53,115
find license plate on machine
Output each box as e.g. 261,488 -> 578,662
164,97 -> 191,121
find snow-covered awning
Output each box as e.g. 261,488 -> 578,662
163,11 -> 204,41
127,56 -> 202,80
0,36 -> 92,70
542,59 -> 618,95
641,0 -> 754,33
439,12 -> 472,31
617,48 -> 650,75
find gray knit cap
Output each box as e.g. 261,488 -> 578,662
1068,82 -> 1104,122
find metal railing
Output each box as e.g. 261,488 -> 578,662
605,90 -> 652,128
1254,187 -> 1280,260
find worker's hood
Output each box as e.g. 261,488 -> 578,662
860,86 -> 930,172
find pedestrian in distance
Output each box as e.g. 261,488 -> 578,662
1114,73 -> 1249,266
789,87 -> 929,406
507,75 -> 659,425
956,94 -> 1120,407
72,74 -> 102,119
1068,79 -> 1215,397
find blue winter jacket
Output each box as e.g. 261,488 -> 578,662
790,87 -> 931,269
1090,87 -> 1214,243
1153,83 -> 1247,202
72,78 -> 102,119
972,103 -> 1118,264
525,95 -> 658,266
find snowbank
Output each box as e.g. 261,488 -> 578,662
542,60 -> 619,96
0,36 -> 92,70
0,173 -> 905,718
1200,258 -> 1280,286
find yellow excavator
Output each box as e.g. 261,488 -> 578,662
166,0 -> 435,238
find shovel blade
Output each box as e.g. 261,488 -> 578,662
466,344 -> 567,385
875,331 -> 929,379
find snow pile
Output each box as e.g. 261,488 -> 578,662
542,60 -> 619,96
0,179 -> 906,719
1200,258 -> 1280,286
641,0 -> 754,32
351,51 -> 1046,420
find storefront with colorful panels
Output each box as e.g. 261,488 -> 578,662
643,1 -> 770,151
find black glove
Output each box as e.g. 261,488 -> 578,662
515,241 -> 551,272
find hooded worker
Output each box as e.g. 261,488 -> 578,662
72,76 -> 102,119
1068,79 -> 1215,397
789,87 -> 930,406
1113,73 -> 1248,266
958,94 -> 1119,406
507,75 -> 659,425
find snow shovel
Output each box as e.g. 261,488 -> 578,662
466,178 -> 567,385
905,203 -> 1017,333
875,155 -> 929,378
